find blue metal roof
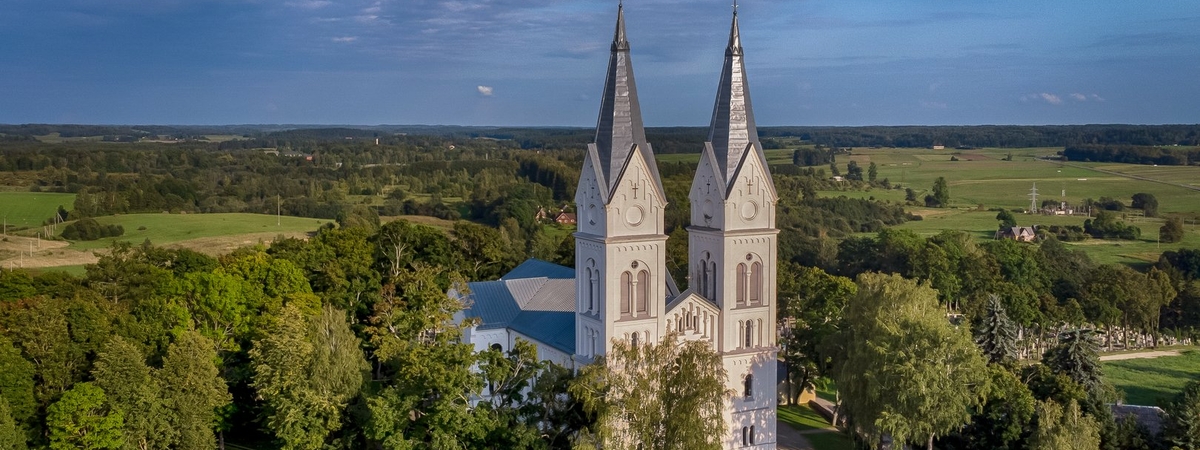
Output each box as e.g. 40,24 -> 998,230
501,259 -> 575,281
464,259 -> 577,354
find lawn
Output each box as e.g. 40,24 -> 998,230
61,213 -> 331,250
1104,351 -> 1200,406
894,209 -> 1200,266
778,404 -> 833,432
807,431 -> 854,450
0,192 -> 76,230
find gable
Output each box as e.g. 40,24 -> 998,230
725,142 -> 778,202
689,144 -> 728,229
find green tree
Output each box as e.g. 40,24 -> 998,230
92,337 -> 175,450
251,305 -> 368,450
0,335 -> 36,432
975,294 -> 1019,364
0,399 -> 27,450
1030,400 -> 1101,450
1131,193 -> 1159,217
926,177 -> 950,208
365,266 -> 484,448
780,265 -> 856,404
46,383 -> 124,450
868,162 -> 878,182
996,209 -> 1017,229
1162,217 -> 1186,244
827,273 -> 989,449
1042,329 -> 1105,398
571,335 -> 728,450
953,365 -> 1036,450
158,331 -> 230,450
1163,379 -> 1200,450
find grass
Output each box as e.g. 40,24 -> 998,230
61,213 -> 331,250
0,192 -> 76,230
778,404 -> 834,432
807,431 -> 854,450
893,209 -> 1200,266
1104,350 -> 1200,406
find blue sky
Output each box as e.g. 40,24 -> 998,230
2,0 -> 1198,126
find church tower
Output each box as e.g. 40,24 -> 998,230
574,3 -> 669,361
688,8 -> 779,448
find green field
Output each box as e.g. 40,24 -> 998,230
0,192 -> 76,230
894,209 -> 1200,266
1104,351 -> 1200,406
61,213 -> 332,250
779,404 -> 834,432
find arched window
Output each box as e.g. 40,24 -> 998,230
491,343 -> 503,352
736,263 -> 747,305
636,270 -> 649,314
631,332 -> 639,347
750,262 -> 762,305
745,321 -> 754,348
750,426 -> 756,445
744,374 -> 753,398
709,261 -> 717,300
699,259 -> 709,298
620,272 -> 632,316
587,265 -> 597,313
742,427 -> 749,446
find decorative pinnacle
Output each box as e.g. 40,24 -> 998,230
733,0 -> 738,15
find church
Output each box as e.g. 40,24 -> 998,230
458,4 -> 778,448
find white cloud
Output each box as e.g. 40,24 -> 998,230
1091,94 -> 1106,102
1039,93 -> 1063,105
332,36 -> 358,43
477,85 -> 494,97
1070,93 -> 1088,101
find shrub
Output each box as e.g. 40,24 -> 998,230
61,218 -> 125,241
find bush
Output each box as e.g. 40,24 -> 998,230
61,218 -> 125,241
1161,217 -> 1185,244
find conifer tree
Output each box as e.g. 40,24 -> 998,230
1043,329 -> 1104,396
975,294 -> 1019,364
92,337 -> 176,450
1163,380 -> 1200,450
0,399 -> 26,450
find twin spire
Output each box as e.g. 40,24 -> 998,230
592,3 -> 758,188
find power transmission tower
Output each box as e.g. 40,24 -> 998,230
1029,183 -> 1039,213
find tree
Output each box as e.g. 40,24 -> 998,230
1163,379 -> 1200,450
1131,193 -> 1159,217
975,294 -> 1019,364
827,273 -> 989,449
1042,329 -> 1105,398
0,399 -> 27,450
996,209 -> 1017,229
950,365 -> 1035,450
1162,217 -> 1185,244
868,162 -> 878,182
364,266 -> 484,448
158,331 -> 230,450
780,265 -> 856,404
1030,400 -> 1101,450
927,177 -> 950,207
46,383 -> 124,450
251,305 -> 368,450
92,337 -> 175,450
829,161 -> 841,177
570,335 -> 728,450
846,160 -> 864,181
0,335 -> 36,432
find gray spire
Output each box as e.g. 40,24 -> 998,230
707,10 -> 759,183
593,3 -> 648,190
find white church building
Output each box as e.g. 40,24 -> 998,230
459,5 -> 779,448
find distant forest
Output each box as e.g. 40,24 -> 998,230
3,123 -> 1199,152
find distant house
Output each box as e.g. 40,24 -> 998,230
831,176 -> 846,182
554,212 -> 577,225
995,226 -> 1038,242
1043,201 -> 1076,216
534,207 -> 551,223
931,145 -> 946,150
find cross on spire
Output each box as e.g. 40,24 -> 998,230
733,0 -> 738,15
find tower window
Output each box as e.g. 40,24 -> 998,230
742,427 -> 749,446
745,322 -> 754,348
631,332 -> 639,347
750,426 -> 756,445
736,263 -> 747,305
709,261 -> 717,300
750,262 -> 762,305
636,270 -> 649,314
744,374 -> 753,398
620,271 -> 632,316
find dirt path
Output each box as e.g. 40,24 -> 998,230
0,236 -> 95,269
1099,350 -> 1181,362
777,422 -> 815,450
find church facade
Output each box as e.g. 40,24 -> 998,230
460,5 -> 778,448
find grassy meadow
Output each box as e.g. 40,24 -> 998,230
1104,351 -> 1200,406
0,192 -> 76,230
61,213 -> 331,250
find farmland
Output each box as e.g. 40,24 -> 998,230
0,192 -> 76,230
1104,351 -> 1200,406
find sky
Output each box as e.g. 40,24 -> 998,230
1,0 -> 1198,126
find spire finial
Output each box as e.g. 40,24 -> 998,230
733,0 -> 738,15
